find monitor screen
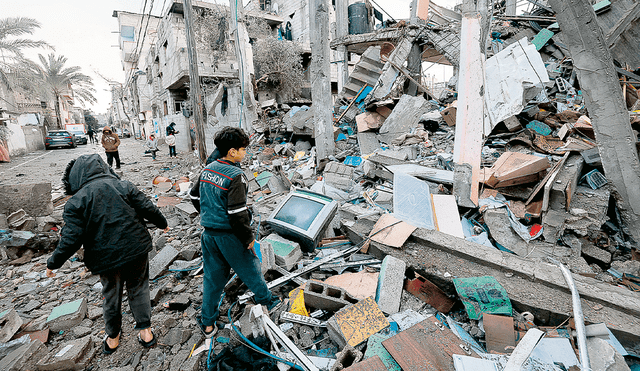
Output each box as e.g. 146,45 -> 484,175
273,195 -> 325,231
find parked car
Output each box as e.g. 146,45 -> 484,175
122,128 -> 131,138
68,130 -> 88,145
45,130 -> 76,149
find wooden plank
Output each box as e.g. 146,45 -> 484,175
382,319 -> 478,371
344,355 -> 387,371
526,152 -> 570,205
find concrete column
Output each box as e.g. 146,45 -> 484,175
549,0 -> 640,244
452,0 -> 488,208
229,0 -> 259,132
336,0 -> 349,92
405,42 -> 422,96
505,0 -> 517,15
310,0 -> 335,163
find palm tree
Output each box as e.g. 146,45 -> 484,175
0,17 -> 50,90
33,53 -> 96,128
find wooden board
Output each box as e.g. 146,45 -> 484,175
383,319 -> 479,371
369,214 -> 416,248
344,355 -> 387,371
483,314 -> 516,354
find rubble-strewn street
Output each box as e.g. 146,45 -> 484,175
3,0 -> 640,370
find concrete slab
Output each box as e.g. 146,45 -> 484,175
0,183 -> 53,217
0,338 -> 46,371
262,234 -> 302,271
46,298 -> 87,333
375,255 -> 406,314
36,335 -> 95,371
149,245 -> 180,280
0,308 -> 24,342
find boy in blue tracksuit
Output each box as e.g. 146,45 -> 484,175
190,127 -> 277,337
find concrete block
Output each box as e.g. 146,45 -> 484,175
36,335 -> 95,371
581,241 -> 612,264
549,154 -> 584,211
330,345 -> 363,371
375,255 -> 406,314
586,337 -> 631,371
149,245 -> 180,279
0,309 -> 24,342
46,298 -> 87,332
327,296 -> 389,348
0,183 -> 53,217
303,281 -> 358,311
256,239 -> 275,273
0,338 -> 46,371
262,234 -> 302,271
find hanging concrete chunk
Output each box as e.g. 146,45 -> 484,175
375,255 -> 406,314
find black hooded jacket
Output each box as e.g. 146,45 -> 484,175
47,154 -> 168,274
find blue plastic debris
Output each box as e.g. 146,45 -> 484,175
336,133 -> 348,142
581,169 -> 607,189
343,156 -> 363,167
526,120 -> 552,136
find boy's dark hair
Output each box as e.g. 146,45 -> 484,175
214,127 -> 250,157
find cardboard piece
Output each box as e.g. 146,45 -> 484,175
432,195 -> 464,238
369,214 -> 416,249
482,152 -> 550,188
483,314 -> 516,354
441,106 -> 457,126
356,111 -> 386,133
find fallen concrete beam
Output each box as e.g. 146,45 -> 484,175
342,220 -> 640,344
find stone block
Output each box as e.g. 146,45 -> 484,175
149,245 -> 180,280
586,337 -> 631,371
375,255 -> 406,314
0,338 -> 46,371
0,183 -> 53,217
303,281 -> 358,311
0,309 -> 24,342
46,298 -> 87,333
179,352 -> 202,371
175,203 -> 198,219
581,241 -> 612,264
72,326 -> 92,337
327,297 -> 389,348
36,335 -> 95,371
178,247 -> 199,261
262,234 -> 302,271
161,328 -> 192,346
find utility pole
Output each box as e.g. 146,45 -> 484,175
548,0 -> 640,245
452,0 -> 489,208
335,0 -> 349,92
310,0 -> 335,164
229,0 -> 258,132
183,0 -> 207,164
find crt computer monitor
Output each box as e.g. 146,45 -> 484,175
266,188 -> 339,252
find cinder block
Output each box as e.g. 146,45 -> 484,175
36,335 -> 95,371
0,308 -> 24,342
46,298 -> 87,333
330,345 -> 363,371
327,296 -> 389,348
0,183 -> 53,217
149,245 -> 180,279
262,234 -> 302,271
256,239 -> 275,273
375,255 -> 406,314
303,281 -> 358,311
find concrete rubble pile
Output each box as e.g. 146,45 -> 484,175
3,2 -> 640,371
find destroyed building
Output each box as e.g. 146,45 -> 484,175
2,0 -> 640,370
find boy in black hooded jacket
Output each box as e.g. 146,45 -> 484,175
46,154 -> 168,354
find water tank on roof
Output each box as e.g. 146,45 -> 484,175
348,3 -> 370,35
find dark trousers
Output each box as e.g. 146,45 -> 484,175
106,151 -> 121,168
100,255 -> 152,338
88,134 -> 94,143
201,229 -> 273,326
169,145 -> 176,157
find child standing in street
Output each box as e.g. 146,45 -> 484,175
166,133 -> 177,158
190,127 -> 278,337
46,154 -> 168,354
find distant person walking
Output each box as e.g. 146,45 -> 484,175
145,134 -> 159,161
46,154 -> 168,354
166,133 -> 177,158
87,128 -> 95,144
102,126 -> 121,169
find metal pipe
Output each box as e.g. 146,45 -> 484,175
548,257 -> 591,370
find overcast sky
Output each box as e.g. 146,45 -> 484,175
4,0 -> 461,114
